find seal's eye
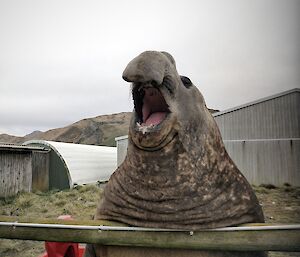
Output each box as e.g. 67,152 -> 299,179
180,76 -> 193,89
151,80 -> 158,87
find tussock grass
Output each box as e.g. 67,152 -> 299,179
0,184 -> 102,220
0,184 -> 103,257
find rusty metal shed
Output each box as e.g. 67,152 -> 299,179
23,140 -> 117,190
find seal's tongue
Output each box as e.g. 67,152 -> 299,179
142,87 -> 169,126
143,112 -> 167,126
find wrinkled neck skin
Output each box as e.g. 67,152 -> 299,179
125,122 -> 223,206
126,106 -> 222,181
98,111 -> 264,229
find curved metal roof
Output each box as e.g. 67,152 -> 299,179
23,140 -> 117,187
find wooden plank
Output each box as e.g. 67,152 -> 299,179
0,216 -> 299,252
31,151 -> 49,192
0,215 -> 123,226
0,152 -> 32,197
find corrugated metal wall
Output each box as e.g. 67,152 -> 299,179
214,90 -> 300,186
224,139 -> 300,186
116,136 -> 129,166
214,91 -> 300,139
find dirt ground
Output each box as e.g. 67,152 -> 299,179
0,184 -> 299,257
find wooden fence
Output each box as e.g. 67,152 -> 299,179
0,216 -> 299,253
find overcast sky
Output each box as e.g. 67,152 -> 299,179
0,0 -> 299,136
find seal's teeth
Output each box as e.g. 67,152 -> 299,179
137,123 -> 156,134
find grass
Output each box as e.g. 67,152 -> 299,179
0,185 -> 103,257
0,185 -> 102,221
0,185 -> 299,257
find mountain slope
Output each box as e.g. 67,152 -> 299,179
0,108 -> 219,146
0,112 -> 132,147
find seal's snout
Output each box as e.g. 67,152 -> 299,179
122,51 -> 171,85
122,73 -> 152,84
122,73 -> 138,83
122,66 -> 163,85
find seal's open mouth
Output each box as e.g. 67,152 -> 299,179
133,83 -> 170,129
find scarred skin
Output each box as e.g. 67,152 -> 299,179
84,51 -> 267,257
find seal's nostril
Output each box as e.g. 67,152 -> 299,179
151,80 -> 158,87
122,75 -> 129,82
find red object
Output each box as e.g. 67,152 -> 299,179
45,241 -> 79,257
38,215 -> 85,257
38,245 -> 85,257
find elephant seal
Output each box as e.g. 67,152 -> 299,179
85,51 -> 266,257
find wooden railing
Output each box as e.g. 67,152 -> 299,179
0,216 -> 299,252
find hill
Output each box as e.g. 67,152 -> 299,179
0,109 -> 219,147
0,112 -> 132,147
